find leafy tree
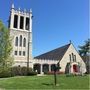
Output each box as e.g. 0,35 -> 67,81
0,20 -> 13,68
78,39 -> 90,56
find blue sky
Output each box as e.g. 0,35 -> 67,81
0,0 -> 89,57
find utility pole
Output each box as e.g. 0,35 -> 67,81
27,31 -> 30,75
27,9 -> 33,75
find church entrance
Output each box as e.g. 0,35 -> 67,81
73,64 -> 78,72
51,64 -> 56,71
33,64 -> 41,74
42,64 -> 49,74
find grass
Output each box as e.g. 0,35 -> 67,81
0,75 -> 89,90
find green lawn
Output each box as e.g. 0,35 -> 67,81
0,75 -> 89,90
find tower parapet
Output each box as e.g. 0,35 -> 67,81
9,3 -> 32,32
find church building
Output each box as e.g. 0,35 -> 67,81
9,4 -> 86,74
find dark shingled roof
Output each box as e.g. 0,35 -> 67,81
34,44 -> 71,60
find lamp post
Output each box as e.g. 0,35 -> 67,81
54,62 -> 61,86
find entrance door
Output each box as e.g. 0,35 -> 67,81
73,64 -> 78,72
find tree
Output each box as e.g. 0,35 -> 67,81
78,39 -> 90,74
0,20 -> 13,68
78,39 -> 90,56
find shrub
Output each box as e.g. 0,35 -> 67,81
0,66 -> 37,78
27,71 -> 37,76
11,66 -> 37,76
11,66 -> 22,76
57,71 -> 64,74
0,67 -> 11,78
46,71 -> 54,75
21,67 -> 28,76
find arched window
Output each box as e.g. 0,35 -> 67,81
69,54 -> 71,62
15,37 -> 18,46
72,53 -> 74,62
20,35 -> 22,46
23,38 -> 26,47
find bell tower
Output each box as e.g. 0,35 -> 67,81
9,4 -> 33,65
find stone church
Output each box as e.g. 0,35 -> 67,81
9,4 -> 86,74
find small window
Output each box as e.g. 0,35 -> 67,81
23,51 -> 25,56
20,35 -> 22,46
72,53 -> 74,62
19,51 -> 21,56
23,38 -> 26,47
69,54 -> 71,62
74,55 -> 76,62
15,51 -> 17,55
15,37 -> 18,46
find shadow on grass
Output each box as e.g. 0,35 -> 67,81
42,83 -> 53,86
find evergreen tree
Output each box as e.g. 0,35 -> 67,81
78,39 -> 90,56
78,39 -> 90,73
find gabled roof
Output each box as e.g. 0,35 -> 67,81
34,43 -> 71,60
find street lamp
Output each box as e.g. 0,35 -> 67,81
54,62 -> 61,86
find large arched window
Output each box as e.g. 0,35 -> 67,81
20,35 -> 22,46
23,38 -> 26,47
15,37 -> 18,46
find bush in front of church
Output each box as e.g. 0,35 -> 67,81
0,67 -> 11,78
27,71 -> 37,76
11,66 -> 37,76
11,66 -> 22,76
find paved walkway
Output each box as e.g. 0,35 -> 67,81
37,74 -> 46,76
